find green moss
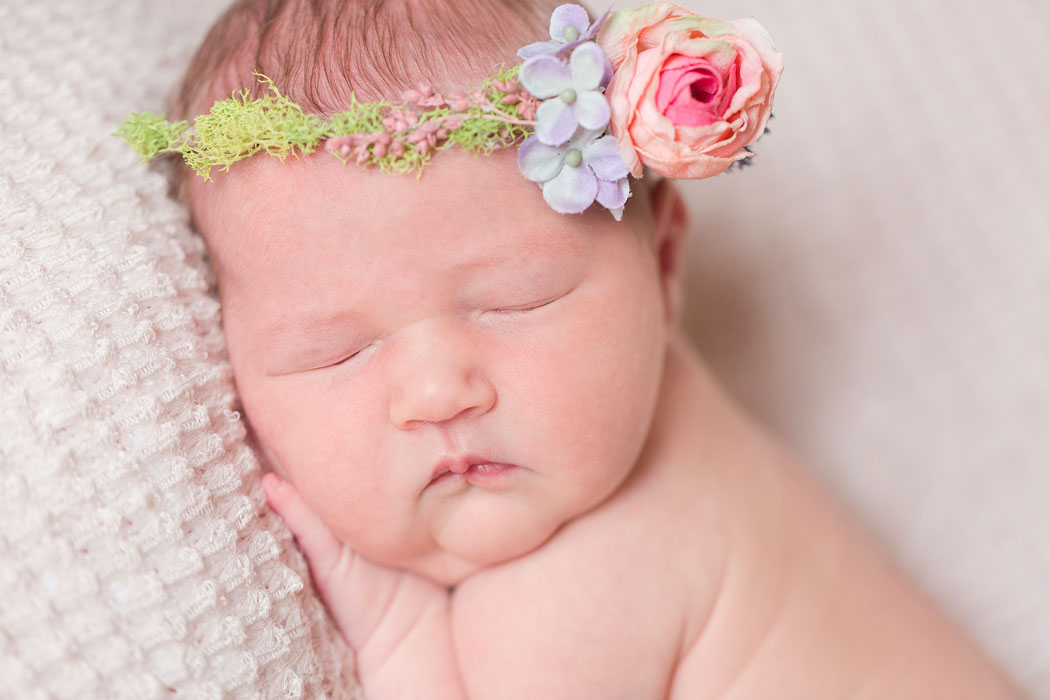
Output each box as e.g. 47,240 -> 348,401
183,74 -> 330,179
114,112 -> 189,161
116,66 -> 535,180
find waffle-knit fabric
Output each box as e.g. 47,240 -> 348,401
0,3 -> 358,698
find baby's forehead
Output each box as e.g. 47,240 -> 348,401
196,151 -> 610,285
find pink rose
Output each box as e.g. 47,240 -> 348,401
598,2 -> 783,179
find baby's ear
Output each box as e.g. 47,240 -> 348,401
648,178 -> 689,326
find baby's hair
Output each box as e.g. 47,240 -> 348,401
168,0 -> 562,199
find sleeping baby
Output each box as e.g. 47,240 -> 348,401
122,0 -> 1022,696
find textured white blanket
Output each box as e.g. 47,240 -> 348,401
0,3 -> 358,698
2,0 -> 1047,696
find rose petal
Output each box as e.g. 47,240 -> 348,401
658,57 -> 726,127
542,160 -> 599,214
517,135 -> 564,182
598,2 -> 679,68
536,99 -> 578,145
631,49 -> 678,141
635,136 -> 739,179
519,55 -> 571,99
569,42 -> 607,92
595,177 -> 631,210
550,3 -> 591,40
573,91 -> 610,131
582,134 -> 629,181
728,17 -> 784,82
604,65 -> 643,178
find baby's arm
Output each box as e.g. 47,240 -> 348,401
262,473 -> 681,699
262,474 -> 468,700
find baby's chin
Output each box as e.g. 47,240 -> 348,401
383,518 -> 564,587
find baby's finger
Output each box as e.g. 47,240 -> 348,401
261,473 -> 346,585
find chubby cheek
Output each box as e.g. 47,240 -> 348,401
512,266 -> 667,498
235,365 -> 395,542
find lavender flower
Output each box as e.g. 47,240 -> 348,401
517,129 -> 631,219
517,4 -> 611,59
520,42 -> 613,145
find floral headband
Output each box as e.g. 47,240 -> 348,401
117,2 -> 783,221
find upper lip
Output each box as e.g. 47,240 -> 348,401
429,454 -> 502,483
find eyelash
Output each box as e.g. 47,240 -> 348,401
324,343 -> 372,368
490,296 -> 560,315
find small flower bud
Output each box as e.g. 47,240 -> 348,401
419,94 -> 447,108
448,91 -> 470,112
443,114 -> 467,130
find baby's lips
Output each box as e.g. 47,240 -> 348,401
430,453 -> 485,482
427,453 -> 517,488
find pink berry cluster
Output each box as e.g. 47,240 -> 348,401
323,80 -> 540,164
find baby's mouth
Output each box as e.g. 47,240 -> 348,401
427,455 -> 518,490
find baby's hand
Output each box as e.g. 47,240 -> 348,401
261,474 -> 466,699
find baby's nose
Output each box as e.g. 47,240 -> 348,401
387,327 -> 496,429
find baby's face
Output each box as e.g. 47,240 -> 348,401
191,148 -> 672,585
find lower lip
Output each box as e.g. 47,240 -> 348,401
429,463 -> 518,489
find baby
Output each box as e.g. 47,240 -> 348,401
155,0 -> 1020,696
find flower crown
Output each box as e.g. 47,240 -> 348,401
117,2 -> 783,221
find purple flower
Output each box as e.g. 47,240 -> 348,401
517,4 -> 611,59
520,42 -> 613,146
518,129 -> 631,220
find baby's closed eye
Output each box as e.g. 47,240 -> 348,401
321,292 -> 570,368
318,341 -> 378,369
485,292 -> 566,315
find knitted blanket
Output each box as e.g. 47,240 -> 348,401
3,0 -> 1048,696
0,2 -> 358,697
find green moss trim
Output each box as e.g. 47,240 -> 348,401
116,66 -> 535,180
